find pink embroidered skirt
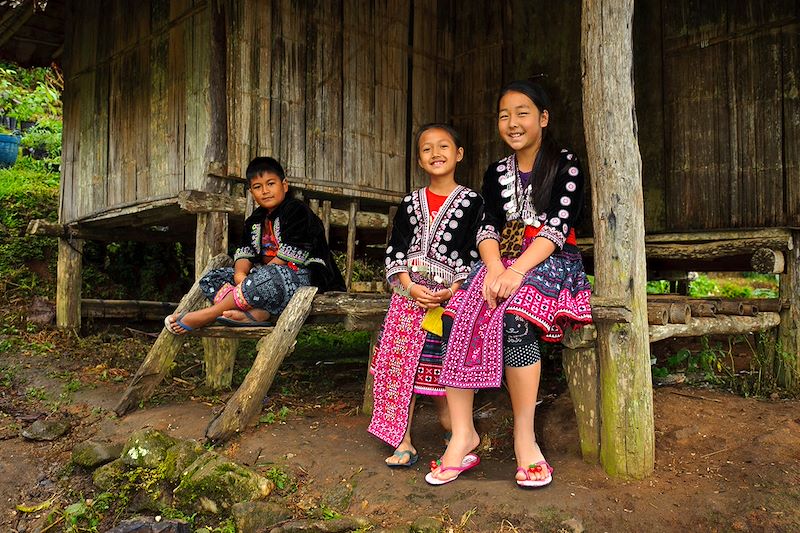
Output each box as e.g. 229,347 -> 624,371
439,247 -> 592,389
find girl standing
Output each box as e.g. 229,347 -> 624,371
426,80 -> 592,486
368,124 -> 483,467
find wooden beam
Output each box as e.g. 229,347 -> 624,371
582,238 -> 792,261
576,228 -> 794,247
205,286 -> 318,442
114,254 -> 233,416
751,248 -> 785,274
345,200 -> 357,290
177,190 -> 247,214
582,0 -> 654,479
27,219 -> 178,243
563,345 -> 600,464
0,0 -> 34,48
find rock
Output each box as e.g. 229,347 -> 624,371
319,482 -> 354,514
173,451 -> 273,513
666,425 -> 699,444
162,439 -> 205,482
374,527 -> 410,533
105,517 -> 190,533
21,418 -> 70,441
92,458 -> 127,490
410,516 -> 441,533
232,501 -> 293,533
27,296 -> 55,326
269,517 -> 371,533
72,440 -> 124,468
561,517 -> 585,533
122,429 -> 178,468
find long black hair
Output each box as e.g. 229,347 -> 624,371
497,79 -> 561,212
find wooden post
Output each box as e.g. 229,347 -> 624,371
361,330 -> 379,416
196,212 -> 239,390
322,200 -> 332,243
56,237 -> 83,331
562,342 -> 600,464
345,200 -> 358,290
582,0 -> 654,478
205,286 -> 317,442
778,231 -> 799,388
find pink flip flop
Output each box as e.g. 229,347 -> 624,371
516,460 -> 553,488
424,453 -> 481,486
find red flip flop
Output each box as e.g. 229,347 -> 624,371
424,453 -> 481,485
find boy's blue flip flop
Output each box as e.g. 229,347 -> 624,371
215,310 -> 273,327
164,313 -> 193,335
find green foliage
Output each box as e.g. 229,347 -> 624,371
0,62 -> 62,123
293,325 -> 370,360
332,251 -> 384,282
264,466 -> 296,493
0,364 -> 17,387
25,386 -> 47,401
688,273 -> 778,299
646,280 -> 671,294
61,492 -> 114,533
687,275 -> 718,297
259,405 -> 290,425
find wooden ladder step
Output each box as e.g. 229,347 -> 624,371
187,325 -> 275,339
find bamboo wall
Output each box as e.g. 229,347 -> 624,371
57,0 -> 798,231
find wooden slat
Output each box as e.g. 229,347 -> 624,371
343,0 -> 377,191
305,0 -> 343,185
782,29 -> 800,226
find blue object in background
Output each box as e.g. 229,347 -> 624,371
0,134 -> 20,168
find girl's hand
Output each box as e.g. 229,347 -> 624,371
431,288 -> 454,305
409,284 -> 439,309
490,268 -> 525,305
482,260 -> 506,308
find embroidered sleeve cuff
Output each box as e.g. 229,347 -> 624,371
477,225 -> 500,245
385,263 -> 408,282
277,245 -> 310,265
234,246 -> 257,263
454,269 -> 470,283
537,225 -> 567,249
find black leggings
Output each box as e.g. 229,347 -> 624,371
441,313 -> 541,368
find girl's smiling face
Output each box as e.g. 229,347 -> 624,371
498,90 -> 549,155
417,127 -> 464,177
249,171 -> 288,211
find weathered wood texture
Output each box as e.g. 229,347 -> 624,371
661,0 -> 799,229
196,212 -> 238,391
582,0 -> 654,479
779,230 -> 800,387
114,253 -> 233,416
562,346 -> 600,464
56,238 -> 83,330
205,286 -> 318,442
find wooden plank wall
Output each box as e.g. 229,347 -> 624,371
661,0 -> 799,230
60,0 -> 217,224
226,0 -> 440,202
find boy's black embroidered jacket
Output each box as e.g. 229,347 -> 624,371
234,198 -> 346,292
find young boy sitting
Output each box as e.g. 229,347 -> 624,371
165,156 -> 345,334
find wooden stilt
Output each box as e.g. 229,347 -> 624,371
361,330 -> 379,416
562,345 -> 600,464
778,231 -> 799,387
582,0 -> 654,479
114,254 -> 233,416
345,200 -> 358,290
56,237 -> 83,331
322,200 -> 332,243
196,212 -> 239,390
205,286 -> 318,442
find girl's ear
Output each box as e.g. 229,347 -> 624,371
456,147 -> 464,162
540,109 -> 550,128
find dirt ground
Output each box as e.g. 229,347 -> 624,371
1,324 -> 799,533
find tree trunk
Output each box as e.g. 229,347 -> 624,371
778,231 -> 800,387
581,0 -> 654,479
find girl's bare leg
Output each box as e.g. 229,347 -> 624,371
505,361 -> 548,481
429,387 -> 479,482
220,308 -> 271,322
385,395 -> 418,465
432,395 -> 451,435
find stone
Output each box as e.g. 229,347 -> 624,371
92,458 -> 127,490
269,517 -> 371,533
319,482 -> 354,514
232,501 -> 293,533
162,439 -> 205,482
122,429 -> 178,469
27,296 -> 55,326
20,418 -> 70,441
410,516 -> 442,533
72,440 -> 124,468
105,517 -> 190,533
173,451 -> 273,513
561,518 -> 585,533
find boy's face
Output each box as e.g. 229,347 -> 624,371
250,172 -> 288,211
417,128 -> 463,178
